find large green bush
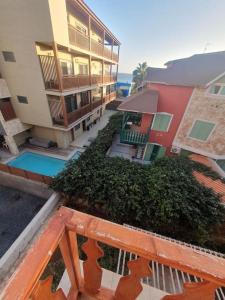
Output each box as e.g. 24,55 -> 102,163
51,113 -> 225,249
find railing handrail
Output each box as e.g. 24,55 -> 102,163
68,23 -> 89,40
3,207 -> 225,299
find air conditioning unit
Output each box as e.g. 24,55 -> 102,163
171,146 -> 181,154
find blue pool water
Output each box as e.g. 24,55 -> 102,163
8,151 -> 81,177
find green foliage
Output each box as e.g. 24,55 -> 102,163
132,62 -> 148,89
51,113 -> 225,249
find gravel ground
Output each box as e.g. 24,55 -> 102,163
0,185 -> 46,258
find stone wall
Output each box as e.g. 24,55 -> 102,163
174,87 -> 225,158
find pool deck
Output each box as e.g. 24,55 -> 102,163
0,185 -> 46,258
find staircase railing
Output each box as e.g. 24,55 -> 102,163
2,207 -> 225,300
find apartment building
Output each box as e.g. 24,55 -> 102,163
117,51 -> 225,163
0,0 -> 120,152
0,75 -> 31,154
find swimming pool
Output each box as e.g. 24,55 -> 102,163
8,151 -> 81,177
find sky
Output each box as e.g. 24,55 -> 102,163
85,0 -> 225,73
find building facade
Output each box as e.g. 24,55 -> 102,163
118,51 -> 225,162
173,78 -> 225,160
0,0 -> 120,153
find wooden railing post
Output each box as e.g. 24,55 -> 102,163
59,231 -> 80,298
81,238 -> 104,295
114,257 -> 151,300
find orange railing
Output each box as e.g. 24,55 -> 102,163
62,75 -> 90,90
91,39 -> 103,57
67,103 -> 92,124
0,163 -> 52,184
112,52 -> 119,62
91,74 -> 103,85
92,99 -> 102,110
2,206 -> 225,300
68,25 -> 90,51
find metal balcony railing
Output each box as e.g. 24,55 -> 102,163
120,129 -> 148,145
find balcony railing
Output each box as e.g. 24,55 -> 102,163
62,75 -> 90,90
120,129 -> 148,145
68,25 -> 90,51
0,101 -> 16,121
68,25 -> 119,62
112,52 -> 119,62
91,39 -> 103,57
91,74 -> 103,85
104,47 -> 112,60
3,207 -> 225,300
67,103 -> 92,124
105,91 -> 116,103
92,99 -> 102,110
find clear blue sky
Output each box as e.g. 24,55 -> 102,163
85,0 -> 225,73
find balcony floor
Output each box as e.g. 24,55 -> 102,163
59,265 -> 168,300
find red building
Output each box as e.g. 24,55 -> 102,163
118,83 -> 193,161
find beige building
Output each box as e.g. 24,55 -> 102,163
174,81 -> 225,160
0,0 -> 120,153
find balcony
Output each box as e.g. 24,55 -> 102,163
62,75 -> 90,90
67,103 -> 92,125
0,100 -> 16,121
2,206 -> 225,300
92,99 -> 102,110
68,25 -> 119,62
104,91 -> 116,103
68,25 -> 90,51
120,129 -> 148,145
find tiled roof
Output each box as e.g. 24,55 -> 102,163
146,51 -> 225,87
190,154 -> 212,168
117,89 -> 158,114
193,171 -> 225,205
190,154 -> 225,205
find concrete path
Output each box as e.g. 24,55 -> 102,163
71,110 -> 116,148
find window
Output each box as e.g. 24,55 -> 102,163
80,91 -> 90,107
92,87 -> 102,102
17,96 -> 28,104
65,94 -> 77,113
152,113 -> 172,132
2,51 -> 16,62
78,64 -> 88,75
220,86 -> 225,95
60,60 -> 73,76
209,84 -> 225,96
189,120 -> 215,141
75,124 -> 81,131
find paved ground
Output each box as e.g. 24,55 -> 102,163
0,185 -> 46,258
71,110 -> 116,148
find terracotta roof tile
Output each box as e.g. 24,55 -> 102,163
193,171 -> 225,204
190,154 -> 212,168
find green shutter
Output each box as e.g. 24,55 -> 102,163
143,143 -> 154,161
189,120 -> 215,141
152,114 -> 172,132
156,146 -> 166,159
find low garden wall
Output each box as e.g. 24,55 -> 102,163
0,163 -> 52,184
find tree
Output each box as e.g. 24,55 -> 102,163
132,62 -> 148,90
51,114 -> 225,250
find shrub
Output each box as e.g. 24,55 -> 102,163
51,113 -> 225,249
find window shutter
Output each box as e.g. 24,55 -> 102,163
189,120 -> 215,141
152,114 -> 172,132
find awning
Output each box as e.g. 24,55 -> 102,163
117,89 -> 158,114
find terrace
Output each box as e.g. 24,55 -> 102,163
2,206 -> 225,299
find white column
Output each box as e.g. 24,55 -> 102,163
4,135 -> 19,155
